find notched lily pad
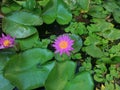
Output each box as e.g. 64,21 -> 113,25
4,48 -> 54,90
42,0 -> 72,25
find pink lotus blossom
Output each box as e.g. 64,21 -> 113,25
52,34 -> 74,55
0,33 -> 15,49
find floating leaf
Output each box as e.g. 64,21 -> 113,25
109,43 -> 120,54
70,34 -> 82,53
113,9 -> 120,23
45,61 -> 76,90
5,11 -> 43,25
102,28 -> 120,40
0,49 -> 15,71
38,0 -> 50,7
103,1 -> 119,12
23,0 -> 36,10
85,45 -> 104,58
2,18 -> 37,38
16,33 -> 39,50
87,21 -> 114,33
1,3 -> 21,14
111,56 -> 120,64
64,72 -> 94,90
77,0 -> 90,12
65,22 -> 87,35
42,0 -> 72,24
94,64 -> 107,82
72,53 -> 82,60
45,61 -> 94,90
4,48 -> 54,90
84,34 -> 104,58
54,53 -> 71,61
88,5 -> 108,18
0,72 -> 14,90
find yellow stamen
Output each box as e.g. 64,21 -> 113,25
59,41 -> 68,49
3,40 -> 11,47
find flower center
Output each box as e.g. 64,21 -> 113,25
59,41 -> 68,49
3,40 -> 11,47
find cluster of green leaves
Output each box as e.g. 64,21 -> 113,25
0,0 -> 94,90
0,0 -> 120,90
64,0 -> 120,89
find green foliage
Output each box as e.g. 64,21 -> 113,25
1,2 -> 21,14
98,64 -> 120,90
0,49 -> 15,70
103,0 -> 120,23
0,72 -> 14,90
1,0 -> 120,90
16,33 -> 39,50
22,0 -> 36,10
84,34 -> 105,58
64,72 -> 94,90
79,58 -> 92,73
94,63 -> 120,90
4,11 -> 43,26
111,56 -> 120,64
2,18 -> 37,38
104,82 -> 120,90
69,34 -> 83,53
77,0 -> 90,12
94,63 -> 107,82
0,49 -> 16,90
45,61 -> 76,90
65,22 -> 87,35
38,0 -> 50,7
64,0 -> 90,12
45,61 -> 94,90
88,5 -> 108,18
42,0 -> 72,24
109,43 -> 120,55
54,53 -> 71,62
72,53 -> 82,60
4,48 -> 54,90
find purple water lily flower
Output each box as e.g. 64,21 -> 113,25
52,34 -> 74,55
0,33 -> 15,49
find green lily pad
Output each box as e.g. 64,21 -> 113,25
45,61 -> 94,90
4,48 -> 54,90
45,61 -> 76,90
16,33 -> 39,50
42,0 -> 72,25
6,11 -> 43,25
85,44 -> 104,58
2,18 -> 37,38
0,72 -> 14,90
64,72 -> 94,90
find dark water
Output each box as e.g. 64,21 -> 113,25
36,21 -> 66,39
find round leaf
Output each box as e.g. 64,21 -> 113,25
16,33 -> 39,50
2,18 -> 37,38
0,73 -> 14,90
0,49 -> 15,71
56,0 -> 72,25
6,11 -> 43,25
42,0 -> 72,25
70,34 -> 83,53
45,61 -> 76,90
64,72 -> 94,90
4,48 -> 54,90
85,45 -> 104,58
